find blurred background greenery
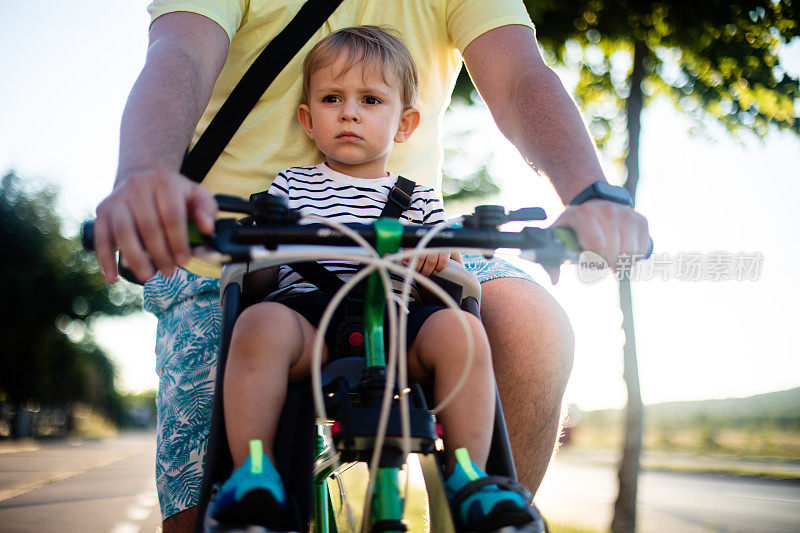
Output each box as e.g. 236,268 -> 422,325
0,172 -> 155,439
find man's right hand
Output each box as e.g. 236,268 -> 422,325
93,11 -> 229,284
93,170 -> 217,283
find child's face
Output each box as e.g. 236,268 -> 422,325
298,56 -> 419,179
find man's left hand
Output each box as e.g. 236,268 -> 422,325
549,200 -> 650,283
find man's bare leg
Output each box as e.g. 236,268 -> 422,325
480,277 -> 575,494
163,506 -> 196,533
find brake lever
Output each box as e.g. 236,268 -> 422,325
215,194 -> 253,215
463,205 -> 548,229
506,207 -> 547,222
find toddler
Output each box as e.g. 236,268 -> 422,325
212,26 -> 532,531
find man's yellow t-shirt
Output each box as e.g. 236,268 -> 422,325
147,0 -> 533,276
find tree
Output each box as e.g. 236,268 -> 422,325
442,92 -> 503,204
453,2 -> 799,530
522,2 -> 799,531
0,171 -> 140,426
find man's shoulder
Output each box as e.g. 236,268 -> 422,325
147,0 -> 247,43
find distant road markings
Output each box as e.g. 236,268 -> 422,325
722,493 -> 800,504
108,522 -> 140,533
126,504 -> 151,521
109,484 -> 159,533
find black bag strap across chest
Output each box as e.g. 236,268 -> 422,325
289,176 -> 417,294
180,0 -> 346,183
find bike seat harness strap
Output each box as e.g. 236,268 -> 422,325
284,176 -> 417,359
381,175 -> 417,220
288,176 -> 417,295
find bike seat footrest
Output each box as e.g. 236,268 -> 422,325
332,403 -> 437,457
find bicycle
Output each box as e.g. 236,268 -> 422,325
83,193 -> 582,533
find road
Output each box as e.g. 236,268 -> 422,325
536,459 -> 800,532
0,432 -> 161,533
0,433 -> 798,532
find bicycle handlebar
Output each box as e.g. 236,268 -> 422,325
81,193 -> 655,274
207,218 -> 578,264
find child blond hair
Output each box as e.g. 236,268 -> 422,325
302,25 -> 419,109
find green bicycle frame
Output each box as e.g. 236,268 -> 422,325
314,427 -> 339,533
361,218 -> 407,532
314,218 -> 406,533
363,219 -> 404,368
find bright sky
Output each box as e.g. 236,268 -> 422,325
2,1 -> 799,410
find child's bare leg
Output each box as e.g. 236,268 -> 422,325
407,309 -> 494,474
224,301 -> 327,468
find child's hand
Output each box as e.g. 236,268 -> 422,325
403,252 -> 450,277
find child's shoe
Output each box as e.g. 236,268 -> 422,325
212,440 -> 290,530
445,448 -> 538,532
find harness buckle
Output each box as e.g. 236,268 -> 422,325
386,185 -> 412,214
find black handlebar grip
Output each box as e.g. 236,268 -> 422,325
553,228 -> 654,261
81,220 -> 95,251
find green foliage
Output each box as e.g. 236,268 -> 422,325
119,389 -> 157,428
527,1 -> 799,155
451,67 -> 480,104
442,159 -> 501,204
575,388 -> 800,458
441,101 -> 502,206
0,171 -> 139,419
450,2 -> 800,168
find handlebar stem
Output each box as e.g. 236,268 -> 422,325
363,219 -> 404,369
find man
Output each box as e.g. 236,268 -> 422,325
93,2 -> 650,530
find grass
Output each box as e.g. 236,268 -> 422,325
70,404 -> 117,440
559,416 -> 800,480
568,414 -> 800,462
639,462 -> 800,480
546,524 -> 601,533
327,460 -> 430,532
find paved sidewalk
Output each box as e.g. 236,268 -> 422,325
0,432 -> 161,532
0,440 -> 40,455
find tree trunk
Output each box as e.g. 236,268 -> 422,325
610,38 -> 646,533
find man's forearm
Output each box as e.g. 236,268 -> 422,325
115,13 -> 229,187
498,65 -> 606,204
463,25 -> 607,205
116,47 -> 209,185
465,26 -> 651,282
93,13 -> 228,282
